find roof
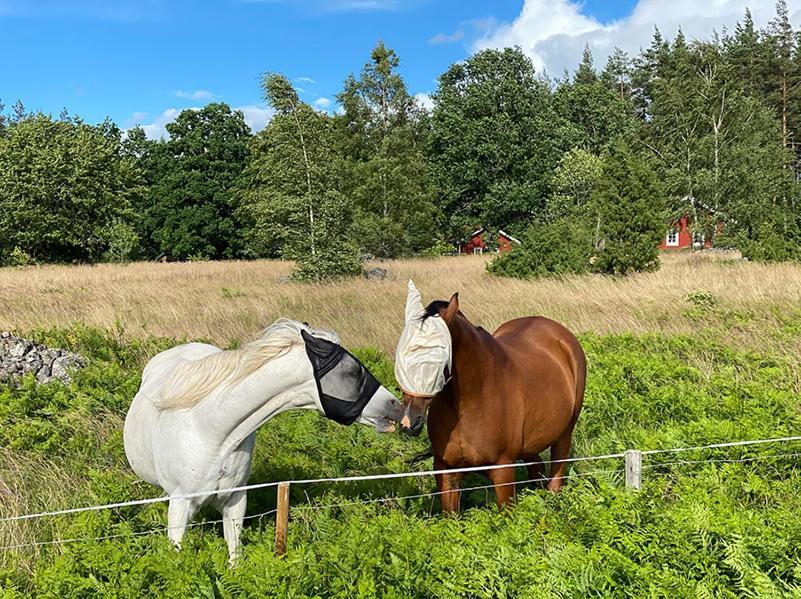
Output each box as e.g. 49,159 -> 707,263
497,229 -> 522,244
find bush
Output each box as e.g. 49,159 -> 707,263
488,219 -> 593,279
591,141 -> 664,275
292,243 -> 363,282
4,246 -> 35,267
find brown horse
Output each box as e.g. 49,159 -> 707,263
394,280 -> 586,512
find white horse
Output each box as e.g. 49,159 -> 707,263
123,319 -> 401,564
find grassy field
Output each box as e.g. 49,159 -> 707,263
1,252 -> 801,597
2,251 -> 801,355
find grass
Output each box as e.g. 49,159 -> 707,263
2,251 -> 801,596
2,251 -> 801,357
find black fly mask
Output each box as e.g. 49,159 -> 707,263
301,330 -> 381,425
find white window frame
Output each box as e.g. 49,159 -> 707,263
666,230 -> 679,247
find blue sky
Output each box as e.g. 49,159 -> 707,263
1,0 -> 790,137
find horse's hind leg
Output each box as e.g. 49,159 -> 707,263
547,431 -> 574,492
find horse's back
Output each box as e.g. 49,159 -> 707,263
492,316 -> 586,450
124,342 -> 221,485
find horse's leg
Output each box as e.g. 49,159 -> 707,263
167,497 -> 197,550
547,431 -> 574,492
488,464 -> 517,510
222,491 -> 248,567
435,460 -> 463,513
522,453 -> 546,487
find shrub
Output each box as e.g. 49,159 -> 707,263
5,246 -> 35,267
591,141 -> 664,275
488,219 -> 593,279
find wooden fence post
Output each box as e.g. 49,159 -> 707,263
274,482 -> 290,556
625,449 -> 642,490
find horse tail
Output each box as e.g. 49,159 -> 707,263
408,446 -> 434,465
570,338 -> 587,425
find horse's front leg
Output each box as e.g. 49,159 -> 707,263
434,460 -> 463,513
488,463 -> 517,510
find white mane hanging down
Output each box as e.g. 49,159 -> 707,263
157,319 -> 339,411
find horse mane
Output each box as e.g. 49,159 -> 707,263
157,319 -> 338,411
422,300 -> 450,321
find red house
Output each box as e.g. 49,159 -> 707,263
456,227 -> 521,254
659,216 -> 714,250
497,229 -> 522,253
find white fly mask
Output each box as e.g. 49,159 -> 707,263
394,279 -> 453,397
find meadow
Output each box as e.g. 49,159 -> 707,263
1,252 -> 801,597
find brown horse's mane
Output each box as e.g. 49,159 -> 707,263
422,300 -> 451,321
423,300 -> 490,339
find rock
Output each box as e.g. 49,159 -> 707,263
8,340 -> 32,359
0,333 -> 84,386
364,267 -> 387,281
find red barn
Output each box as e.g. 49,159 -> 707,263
456,227 -> 521,254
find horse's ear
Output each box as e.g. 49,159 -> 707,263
405,279 -> 424,322
443,292 -> 459,323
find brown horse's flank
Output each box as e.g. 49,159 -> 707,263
406,294 -> 586,512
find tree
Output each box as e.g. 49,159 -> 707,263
764,0 -> 801,147
239,74 -> 361,281
601,47 -> 633,100
428,47 -> 576,237
136,103 -> 250,260
335,42 -> 439,257
592,141 -> 664,275
546,148 -> 604,250
644,37 -> 795,252
555,45 -> 637,154
0,114 -> 144,263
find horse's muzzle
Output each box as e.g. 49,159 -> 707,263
400,393 -> 431,437
400,418 -> 425,437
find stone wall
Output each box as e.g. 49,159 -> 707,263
0,333 -> 85,385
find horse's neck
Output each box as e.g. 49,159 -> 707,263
194,347 -> 320,455
448,317 -> 497,401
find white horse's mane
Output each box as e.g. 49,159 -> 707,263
157,318 -> 339,411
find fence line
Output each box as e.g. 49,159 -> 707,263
293,467 -> 623,513
2,435 -> 800,527
641,435 -> 801,455
643,451 -> 801,469
0,508 -> 278,552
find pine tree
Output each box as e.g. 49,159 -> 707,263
601,47 -> 632,100
593,141 -> 664,275
575,44 -> 597,85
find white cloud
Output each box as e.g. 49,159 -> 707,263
127,107 -> 181,140
475,0 -> 801,77
295,76 -> 317,84
429,30 -> 464,45
414,92 -> 434,111
237,104 -> 275,132
314,97 -> 332,109
174,89 -> 218,100
129,104 -> 274,139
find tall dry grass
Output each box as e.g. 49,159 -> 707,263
1,251 -> 800,353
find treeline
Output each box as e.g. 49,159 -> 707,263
1,2 -> 800,279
